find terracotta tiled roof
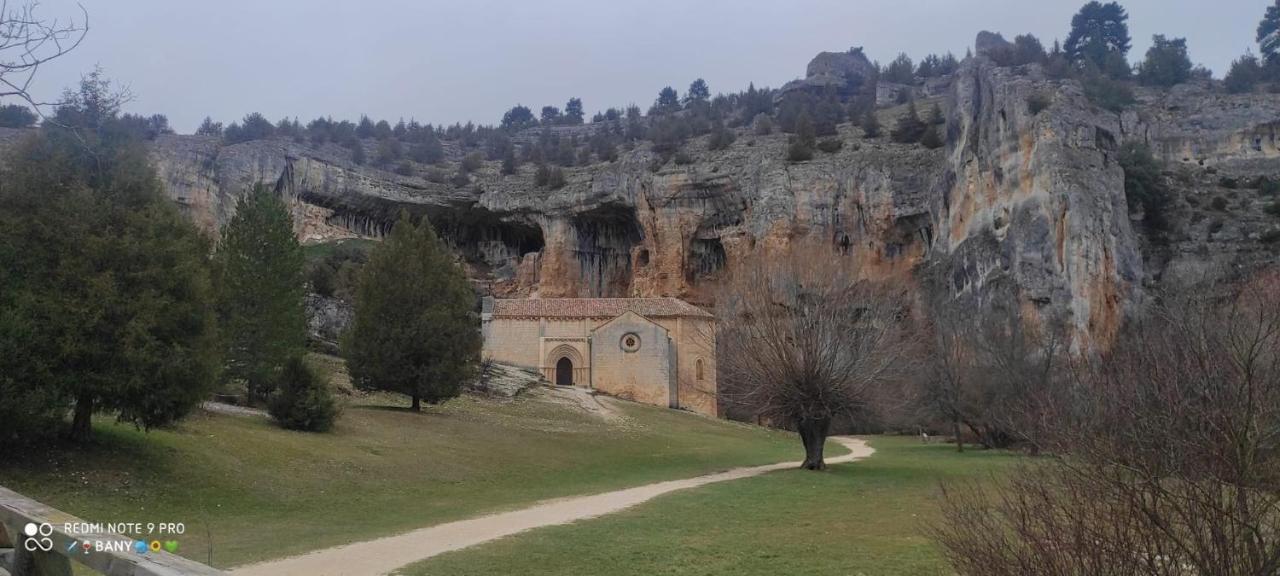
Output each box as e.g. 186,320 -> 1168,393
488,298 -> 713,319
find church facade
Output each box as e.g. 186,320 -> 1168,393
481,298 -> 718,417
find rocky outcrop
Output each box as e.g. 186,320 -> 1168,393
5,35 -> 1275,349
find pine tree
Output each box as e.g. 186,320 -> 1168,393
344,213 -> 481,411
1065,1 -> 1132,72
1260,0 -> 1280,63
216,183 -> 307,404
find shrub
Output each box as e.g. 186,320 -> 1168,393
1219,176 -> 1240,189
786,140 -> 814,162
1262,229 -> 1280,243
1082,73 -> 1135,112
920,125 -> 944,149
816,138 -> 843,153
753,113 -> 774,135
890,101 -> 927,144
707,122 -> 736,151
861,109 -> 882,138
0,103 -> 38,128
673,150 -> 694,165
1225,53 -> 1265,94
424,168 -> 447,184
394,161 -> 413,176
449,170 -> 470,187
268,357 -> 339,432
1118,143 -> 1172,231
1211,196 -> 1229,211
1265,202 -> 1280,217
460,151 -> 483,173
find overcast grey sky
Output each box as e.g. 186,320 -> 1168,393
14,0 -> 1273,133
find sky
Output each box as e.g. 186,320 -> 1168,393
10,0 -> 1273,133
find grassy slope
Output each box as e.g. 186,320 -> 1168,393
0,392 -> 838,569
402,436 -> 1020,576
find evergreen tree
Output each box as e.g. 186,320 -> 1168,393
891,100 -> 927,143
344,213 -> 481,411
564,98 -> 585,125
1260,0 -> 1280,63
0,103 -> 37,128
0,72 -> 219,443
787,111 -> 816,162
1225,52 -> 1265,93
685,78 -> 710,106
654,86 -> 680,114
216,184 -> 307,404
500,104 -> 537,131
1065,1 -> 1131,72
540,105 -> 562,125
268,356 -> 338,432
1137,35 -> 1193,87
883,53 -> 916,84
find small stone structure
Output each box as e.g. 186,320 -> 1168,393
481,298 -> 718,417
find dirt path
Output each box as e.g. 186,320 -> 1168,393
230,437 -> 874,576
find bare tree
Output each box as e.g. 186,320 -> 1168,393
1,1 -> 88,111
933,269 -> 1280,575
717,245 -> 917,470
920,288 -> 1067,452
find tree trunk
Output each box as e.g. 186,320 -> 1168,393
70,394 -> 93,442
797,417 -> 831,470
953,418 -> 964,453
410,393 -> 421,412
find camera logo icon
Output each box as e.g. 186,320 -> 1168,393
22,522 -> 54,552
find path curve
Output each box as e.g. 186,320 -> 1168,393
231,437 -> 873,576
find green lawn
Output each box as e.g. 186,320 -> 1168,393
400,437 -> 1020,576
0,391 -> 833,569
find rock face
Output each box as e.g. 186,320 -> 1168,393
5,36 -> 1275,349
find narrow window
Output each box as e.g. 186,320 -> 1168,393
696,358 -> 704,381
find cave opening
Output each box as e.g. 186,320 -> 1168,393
686,237 -> 727,282
572,206 -> 643,297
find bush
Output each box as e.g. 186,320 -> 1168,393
890,101 -> 927,144
786,140 -> 814,162
0,104 -> 38,128
269,357 -> 339,432
460,151 -> 483,173
1211,196 -> 1229,211
1118,143 -> 1172,231
861,109 -> 882,138
1262,229 -> 1280,243
673,150 -> 695,165
816,138 -> 843,153
1082,73 -> 1135,112
1265,202 -> 1280,217
753,114 -> 774,135
1219,176 -> 1240,189
920,125 -> 944,149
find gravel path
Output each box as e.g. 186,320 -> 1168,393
230,437 -> 874,576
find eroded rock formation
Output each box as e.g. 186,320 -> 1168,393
5,35 -> 1276,348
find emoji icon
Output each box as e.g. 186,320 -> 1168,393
149,540 -> 162,552
164,540 -> 179,553
134,540 -> 148,554
82,541 -> 92,554
66,540 -> 78,553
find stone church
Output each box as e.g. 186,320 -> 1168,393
481,298 -> 718,417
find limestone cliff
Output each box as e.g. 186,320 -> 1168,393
5,37 -> 1276,348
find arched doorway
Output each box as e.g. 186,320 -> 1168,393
555,357 -> 574,386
